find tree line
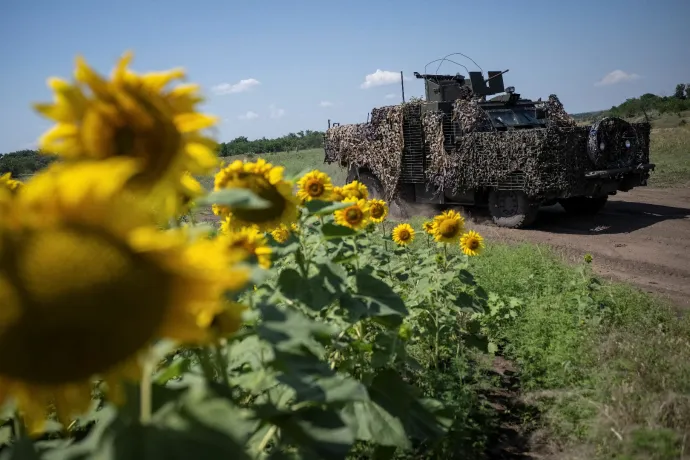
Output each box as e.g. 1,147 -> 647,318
1,130 -> 326,176
217,130 -> 324,157
573,82 -> 690,122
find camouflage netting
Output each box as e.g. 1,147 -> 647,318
544,94 -> 577,127
452,98 -> 494,134
425,125 -> 591,197
324,103 -> 414,199
326,90 -> 644,201
421,111 -> 449,190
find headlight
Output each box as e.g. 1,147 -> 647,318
625,140 -> 631,148
599,142 -> 605,151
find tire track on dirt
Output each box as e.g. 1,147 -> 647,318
461,187 -> 690,309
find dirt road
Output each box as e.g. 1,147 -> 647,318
463,187 -> 690,308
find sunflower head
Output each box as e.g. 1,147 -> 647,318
296,170 -> 333,202
271,224 -> 290,243
460,230 -> 485,256
0,162 -> 248,429
213,159 -> 300,232
422,220 -> 434,234
368,199 -> 388,223
392,223 -> 415,246
32,52 -> 220,221
432,209 -> 465,243
218,225 -> 272,269
333,198 -> 370,230
342,180 -> 369,200
0,173 -> 23,194
330,186 -> 346,202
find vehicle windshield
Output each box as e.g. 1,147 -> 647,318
485,109 -> 545,127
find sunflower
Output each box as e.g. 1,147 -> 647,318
459,230 -> 485,256
213,159 -> 300,232
271,224 -> 290,243
333,198 -> 370,230
392,223 -> 415,246
32,51 -> 219,218
330,186 -> 346,202
368,199 -> 388,223
342,180 -> 368,200
422,220 -> 434,234
218,224 -> 272,269
296,170 -> 333,202
0,162 -> 248,431
0,173 -> 23,194
431,209 -> 465,244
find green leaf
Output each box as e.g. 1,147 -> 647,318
258,303 -> 335,353
350,273 -> 409,327
304,200 -> 350,216
321,223 -> 358,240
196,188 -> 270,209
272,349 -> 369,405
367,369 -> 450,442
340,401 -> 410,448
268,407 -> 354,460
118,382 -> 189,420
0,438 -> 41,460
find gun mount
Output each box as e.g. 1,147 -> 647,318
413,69 -> 509,102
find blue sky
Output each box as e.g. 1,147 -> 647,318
0,0 -> 687,153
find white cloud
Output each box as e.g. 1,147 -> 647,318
595,70 -> 641,87
269,104 -> 285,119
360,69 -> 405,89
319,100 -> 333,107
384,93 -> 397,99
238,111 -> 259,120
212,78 -> 261,95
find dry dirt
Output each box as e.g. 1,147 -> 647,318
460,187 -> 690,309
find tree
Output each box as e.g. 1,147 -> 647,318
674,83 -> 686,100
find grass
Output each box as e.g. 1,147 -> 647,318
469,244 -> 690,459
648,126 -> 690,187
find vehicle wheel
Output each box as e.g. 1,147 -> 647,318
351,170 -> 384,200
558,195 -> 608,215
347,168 -> 411,219
488,189 -> 539,228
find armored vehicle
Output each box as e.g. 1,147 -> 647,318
323,60 -> 655,228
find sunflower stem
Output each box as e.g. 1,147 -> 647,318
140,356 -> 154,424
214,342 -> 231,387
12,412 -> 25,440
352,236 -> 360,271
256,425 -> 278,456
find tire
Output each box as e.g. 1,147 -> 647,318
488,189 -> 539,229
558,195 -> 608,215
347,168 -> 411,219
587,117 -> 637,169
349,169 -> 384,200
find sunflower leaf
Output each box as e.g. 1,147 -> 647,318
304,200 -> 350,216
197,188 -> 271,209
321,223 -> 358,240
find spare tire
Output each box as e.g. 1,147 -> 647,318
587,117 -> 638,169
